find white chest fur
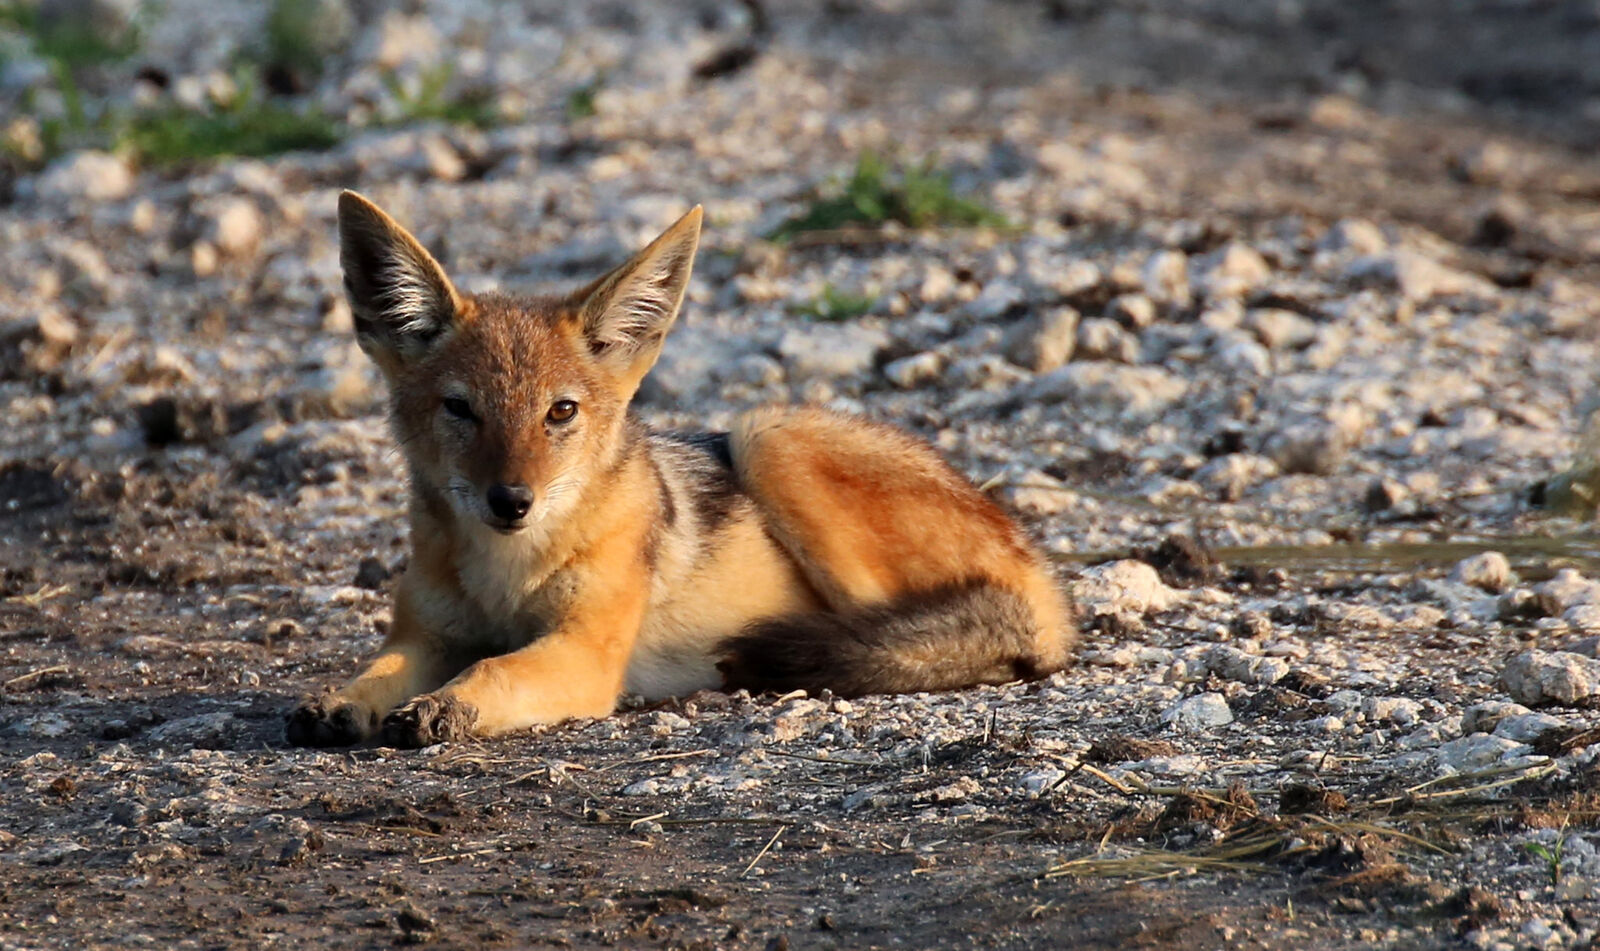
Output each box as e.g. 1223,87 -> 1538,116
449,522 -> 565,652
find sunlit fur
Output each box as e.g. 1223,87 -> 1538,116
283,192 -> 1076,750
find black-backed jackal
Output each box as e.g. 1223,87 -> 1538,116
286,193 -> 1075,748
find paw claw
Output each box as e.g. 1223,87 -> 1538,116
285,694 -> 375,748
381,694 -> 478,748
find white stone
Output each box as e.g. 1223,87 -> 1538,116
1263,640 -> 1308,659
34,150 -> 134,203
918,265 -> 958,303
1491,713 -> 1564,744
728,353 -> 784,386
1142,250 -> 1189,305
1046,260 -> 1101,297
1105,294 -> 1157,329
1001,307 -> 1078,372
1538,570 -> 1600,613
1004,469 -> 1077,516
1399,724 -> 1447,749
11,713 -> 72,738
365,10 -> 442,69
1018,768 -> 1066,798
1344,250 -> 1492,303
1565,604 -> 1600,632
415,134 -> 466,182
947,354 -> 1028,390
1436,734 -> 1531,773
146,713 -> 239,747
1204,646 -> 1288,685
622,777 -> 686,796
648,712 -> 691,736
1245,308 -> 1317,350
1131,754 -> 1207,776
1193,453 -> 1279,502
1075,317 -> 1139,362
1461,701 -> 1532,735
1557,876 -> 1594,902
1267,419 -> 1351,475
1451,552 -> 1515,594
1501,650 -> 1600,706
204,197 -> 263,257
965,280 -> 1026,321
1520,920 -> 1554,945
1083,646 -> 1139,667
1319,218 -> 1388,255
777,324 -> 889,379
1199,243 -> 1271,299
1326,690 -> 1364,714
1363,697 -> 1423,729
1215,336 -> 1272,377
1027,364 -> 1188,416
1071,560 -> 1183,615
883,351 -> 944,389
1163,693 -> 1234,729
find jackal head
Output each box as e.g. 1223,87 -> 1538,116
337,191 -> 702,535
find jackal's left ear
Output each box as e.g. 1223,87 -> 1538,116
338,190 -> 461,362
573,206 -> 702,378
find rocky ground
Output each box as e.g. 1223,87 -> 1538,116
6,1 -> 1600,948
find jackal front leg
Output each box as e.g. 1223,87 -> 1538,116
381,558 -> 649,747
286,586 -> 453,747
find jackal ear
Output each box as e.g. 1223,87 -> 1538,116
338,190 -> 461,360
573,206 -> 702,376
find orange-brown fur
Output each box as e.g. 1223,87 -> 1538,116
284,192 -> 1075,749
731,408 -> 1069,669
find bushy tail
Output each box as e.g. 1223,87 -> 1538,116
717,582 -> 1069,698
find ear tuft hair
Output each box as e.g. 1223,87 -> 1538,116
576,206 -> 702,366
338,191 -> 460,357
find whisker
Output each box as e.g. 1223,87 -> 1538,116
385,425 -> 426,461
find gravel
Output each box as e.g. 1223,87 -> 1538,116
4,1 -> 1600,948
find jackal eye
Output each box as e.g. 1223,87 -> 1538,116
442,397 -> 476,421
547,400 -> 578,424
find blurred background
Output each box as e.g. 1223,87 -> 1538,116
1,0 -> 1599,569
4,0 -> 1600,565
4,0 -> 1600,555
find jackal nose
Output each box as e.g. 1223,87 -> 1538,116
486,483 -> 533,522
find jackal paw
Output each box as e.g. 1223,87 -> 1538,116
285,692 -> 377,748
381,694 -> 478,748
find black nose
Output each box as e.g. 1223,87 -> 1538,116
486,483 -> 533,522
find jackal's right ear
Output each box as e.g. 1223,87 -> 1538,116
338,191 -> 461,360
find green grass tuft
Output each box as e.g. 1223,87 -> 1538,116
1,2 -> 510,169
265,0 -> 333,81
1523,838 -> 1564,886
0,1 -> 142,70
107,64 -> 341,166
792,285 -> 876,322
565,79 -> 601,120
118,98 -> 343,166
382,63 -> 500,129
770,152 -> 1007,241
